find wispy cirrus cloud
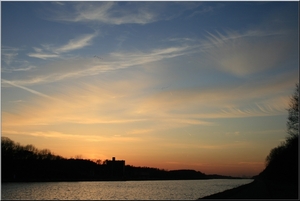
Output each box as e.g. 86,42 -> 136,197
1,46 -> 37,73
187,3 -> 224,18
1,79 -> 53,99
27,53 -> 60,60
219,104 -> 286,119
43,2 -> 201,25
43,2 -> 156,25
28,32 -> 97,59
52,2 -> 64,6
2,130 -> 141,143
54,33 -> 97,53
10,66 -> 36,72
200,29 -> 297,77
9,44 -> 195,86
134,69 -> 297,120
1,64 -> 36,73
1,46 -> 20,65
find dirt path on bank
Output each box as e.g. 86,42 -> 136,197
199,179 -> 298,199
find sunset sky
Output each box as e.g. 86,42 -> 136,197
1,1 -> 299,177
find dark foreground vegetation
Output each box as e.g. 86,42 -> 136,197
1,137 -> 240,182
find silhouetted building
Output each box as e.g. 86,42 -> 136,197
106,157 -> 125,179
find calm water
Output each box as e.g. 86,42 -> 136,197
1,179 -> 253,200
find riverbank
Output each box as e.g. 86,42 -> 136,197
199,179 -> 298,199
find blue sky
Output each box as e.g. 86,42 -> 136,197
1,1 -> 299,177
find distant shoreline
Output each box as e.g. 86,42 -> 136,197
2,177 -> 248,183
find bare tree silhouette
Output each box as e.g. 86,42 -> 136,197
286,83 -> 299,140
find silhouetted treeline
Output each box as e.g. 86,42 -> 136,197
124,166 -> 239,181
254,83 -> 298,185
1,137 -> 241,182
1,137 -> 104,181
124,166 -> 208,180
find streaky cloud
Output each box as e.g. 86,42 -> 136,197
12,66 -> 36,72
44,2 -> 202,25
1,46 -> 21,65
2,130 -> 140,143
47,2 -> 156,25
27,53 -> 60,60
1,79 -> 53,99
54,33 -> 97,53
2,65 -> 36,73
10,45 -> 195,86
201,29 -> 296,77
27,32 -> 97,60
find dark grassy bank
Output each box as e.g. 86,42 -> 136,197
200,179 -> 298,199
